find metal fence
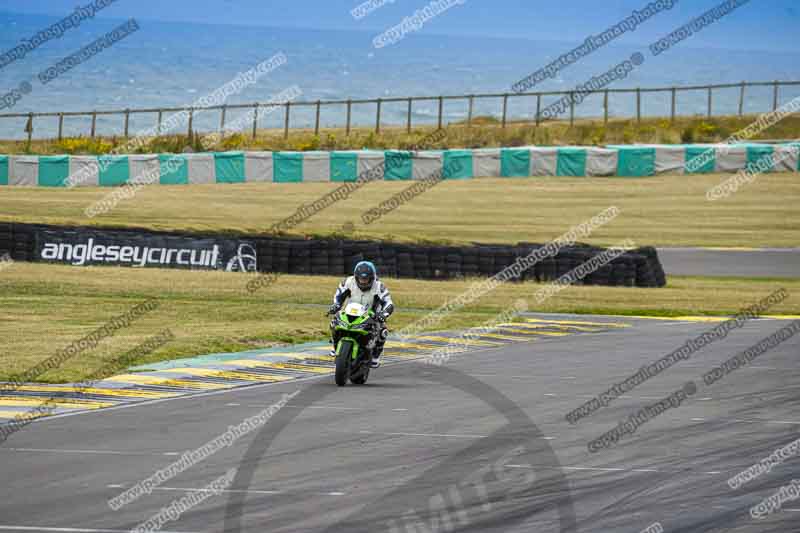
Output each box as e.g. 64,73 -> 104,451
3,79 -> 799,143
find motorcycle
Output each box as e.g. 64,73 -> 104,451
328,302 -> 380,386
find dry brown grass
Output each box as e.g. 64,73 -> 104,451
1,262 -> 798,382
1,174 -> 798,248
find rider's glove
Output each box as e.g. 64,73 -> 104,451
377,311 -> 390,323
328,304 -> 340,316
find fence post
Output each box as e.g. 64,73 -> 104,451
773,80 -> 779,111
437,96 -> 443,129
57,113 -> 64,141
569,92 -> 575,127
670,87 -> 676,123
406,98 -> 412,133
738,82 -> 746,116
636,88 -> 641,123
26,113 -> 33,144
346,99 -> 352,136
535,94 -> 541,126
187,108 -> 194,138
315,100 -> 321,136
375,98 -> 382,134
501,93 -> 508,128
467,95 -> 474,128
124,109 -> 130,138
156,110 -> 162,135
220,105 -> 227,132
604,89 -> 609,125
90,111 -> 97,138
252,103 -> 259,140
707,87 -> 713,118
283,102 -> 290,139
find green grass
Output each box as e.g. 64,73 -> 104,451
2,114 -> 799,155
1,262 -> 798,383
1,174 -> 798,248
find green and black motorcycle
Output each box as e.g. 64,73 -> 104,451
329,302 -> 379,386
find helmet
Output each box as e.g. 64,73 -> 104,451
354,261 -> 377,292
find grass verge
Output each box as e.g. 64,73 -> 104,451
1,175 -> 798,248
1,262 -> 798,383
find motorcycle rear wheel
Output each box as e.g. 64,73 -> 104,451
351,367 -> 369,385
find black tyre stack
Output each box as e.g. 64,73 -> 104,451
396,246 -> 415,278
273,240 -> 291,273
310,240 -> 330,276
0,222 -> 12,260
460,246 -> 480,278
256,238 -> 275,273
2,222 -> 667,288
328,240 -> 346,277
477,246 -> 497,277
9,223 -> 34,262
429,247 -> 447,280
289,240 -> 311,275
413,250 -> 431,279
377,243 -> 398,278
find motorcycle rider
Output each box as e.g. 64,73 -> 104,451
329,261 -> 394,368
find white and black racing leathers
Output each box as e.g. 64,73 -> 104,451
331,276 -> 394,358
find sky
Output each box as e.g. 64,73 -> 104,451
0,0 -> 798,51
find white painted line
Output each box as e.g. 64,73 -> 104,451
149,486 -> 280,496
544,393 -> 557,397
225,403 -> 241,407
285,405 -> 364,411
3,448 -> 155,456
728,418 -> 800,425
509,465 -> 662,473
703,471 -> 722,474
359,430 -> 488,439
563,466 -> 625,472
107,484 -> 345,497
698,398 -> 713,401
784,509 -> 800,512
392,408 -> 408,412
691,418 -> 706,421
163,452 -> 180,456
0,527 -> 200,533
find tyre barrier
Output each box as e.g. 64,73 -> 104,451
1,222 -> 34,263
247,237 -> 665,288
5,223 -> 666,287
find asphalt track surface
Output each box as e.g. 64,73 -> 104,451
657,248 -> 800,278
1,315 -> 798,533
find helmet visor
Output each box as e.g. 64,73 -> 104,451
356,274 -> 374,291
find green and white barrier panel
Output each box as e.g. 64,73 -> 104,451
1,144 -> 797,187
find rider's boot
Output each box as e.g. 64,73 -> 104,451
370,331 -> 387,368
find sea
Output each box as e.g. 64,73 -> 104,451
1,12 -> 799,139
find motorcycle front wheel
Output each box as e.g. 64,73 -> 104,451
335,340 -> 353,387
